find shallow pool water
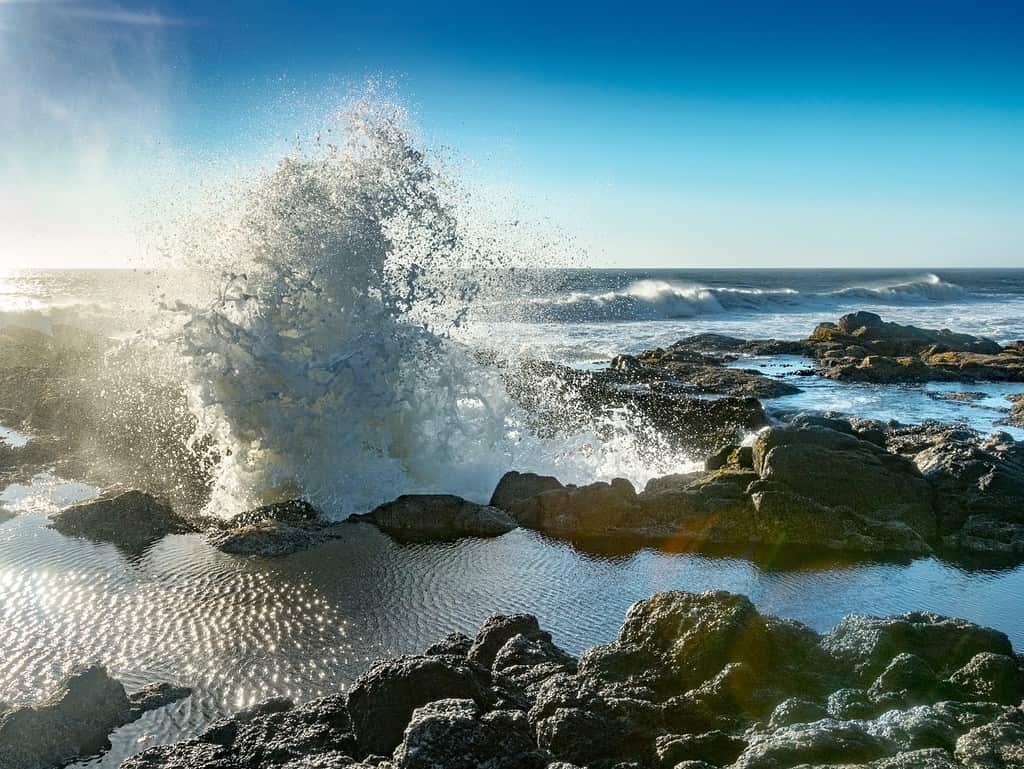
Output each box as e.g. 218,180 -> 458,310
1,483 -> 1022,767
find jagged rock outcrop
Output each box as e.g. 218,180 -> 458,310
0,666 -> 189,769
492,414 -> 1024,559
119,590 -> 1024,769
658,312 -> 1024,385
615,346 -> 801,399
49,490 -> 197,554
351,494 -> 517,541
205,499 -> 336,557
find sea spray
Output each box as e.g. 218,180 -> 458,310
174,97 -> 696,517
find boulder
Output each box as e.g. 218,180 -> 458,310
206,499 -> 332,557
121,695 -> 356,769
0,666 -> 189,769
392,699 -> 547,769
346,655 -> 496,756
821,611 -> 1014,683
752,425 -> 935,539
353,494 -> 516,541
49,490 -> 195,554
490,471 -> 566,511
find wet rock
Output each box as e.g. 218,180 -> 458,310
392,699 -> 547,769
206,499 -> 333,557
424,632 -> 473,657
353,494 -> 517,541
500,477 -> 640,535
503,359 -> 768,457
490,470 -> 566,511
1006,393 -> 1024,427
121,695 -> 357,769
752,424 -> 935,539
347,655 -> 496,756
0,666 -> 188,769
114,590 -> 1024,769
127,683 -> 193,719
49,490 -> 196,554
821,611 -> 1014,683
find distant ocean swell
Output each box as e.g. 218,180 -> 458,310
522,273 -> 969,322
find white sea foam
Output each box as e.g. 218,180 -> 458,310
171,97 -> 695,517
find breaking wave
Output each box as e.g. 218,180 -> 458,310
522,273 -> 968,322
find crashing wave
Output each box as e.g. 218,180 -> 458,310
521,273 -> 968,322
173,98 -> 693,518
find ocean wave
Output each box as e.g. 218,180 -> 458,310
522,274 -> 968,322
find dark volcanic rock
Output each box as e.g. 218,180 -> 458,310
352,494 -> 516,541
494,415 -> 1024,560
206,499 -> 333,557
0,666 -> 188,769
1006,393 -> 1024,427
392,699 -> 547,769
121,695 -> 356,769
112,590 -> 1024,769
346,655 -> 496,756
490,471 -> 566,511
49,490 -> 196,554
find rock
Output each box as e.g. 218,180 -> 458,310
49,490 -> 195,554
904,428 -> 1024,554
655,730 -> 746,766
392,699 -> 547,769
734,719 -> 892,768
752,425 -> 935,539
1006,393 -> 1024,427
954,716 -> 1024,768
468,614 -> 549,667
948,653 -> 1024,705
490,471 -> 566,511
346,655 -> 496,756
0,666 -> 188,769
127,683 -> 192,719
500,477 -> 640,535
113,590 -> 1024,769
822,612 -> 1014,683
206,499 -> 332,557
353,494 -> 517,541
502,359 -> 768,457
207,521 -> 328,557
664,312 -> 1024,384
121,695 -> 357,769
424,633 -> 473,657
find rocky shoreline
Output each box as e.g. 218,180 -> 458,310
93,590 -> 1024,769
4,311 -> 1024,768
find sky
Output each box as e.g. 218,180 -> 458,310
1,0 -> 1022,269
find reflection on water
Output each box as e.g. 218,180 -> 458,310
1,506 -> 1023,767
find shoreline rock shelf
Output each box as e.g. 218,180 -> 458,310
491,416 -> 1024,560
646,311 -> 1024,385
118,590 -> 1024,769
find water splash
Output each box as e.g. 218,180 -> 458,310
174,96 -> 693,517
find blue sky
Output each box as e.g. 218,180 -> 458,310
1,0 -> 1022,267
